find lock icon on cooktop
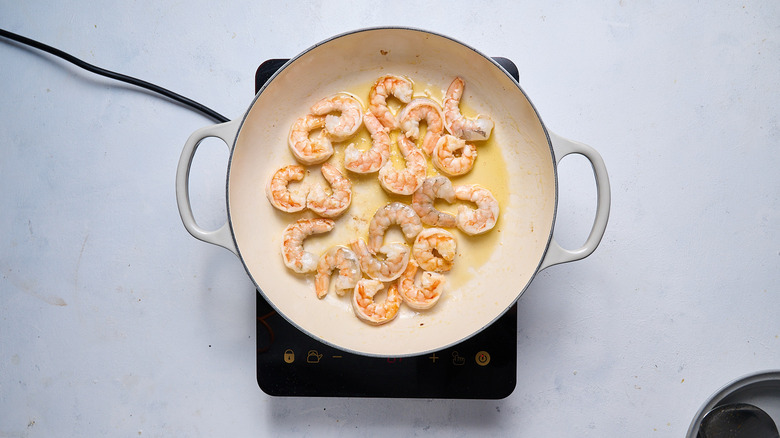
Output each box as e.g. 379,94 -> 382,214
283,349 -> 295,363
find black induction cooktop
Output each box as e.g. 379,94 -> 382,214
255,57 -> 519,399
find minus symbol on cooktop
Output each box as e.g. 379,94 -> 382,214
332,355 -> 343,359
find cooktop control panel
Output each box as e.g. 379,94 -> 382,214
255,57 -> 520,399
256,290 -> 517,399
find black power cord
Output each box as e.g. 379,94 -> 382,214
0,28 -> 229,123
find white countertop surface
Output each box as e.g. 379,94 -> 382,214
1,1 -> 778,436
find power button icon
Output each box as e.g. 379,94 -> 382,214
475,351 -> 491,366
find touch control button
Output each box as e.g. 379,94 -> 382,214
452,351 -> 466,366
475,351 -> 491,366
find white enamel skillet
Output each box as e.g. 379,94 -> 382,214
176,27 -> 610,357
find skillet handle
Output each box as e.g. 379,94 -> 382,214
539,132 -> 611,271
175,120 -> 241,256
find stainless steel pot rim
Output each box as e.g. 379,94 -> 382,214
686,369 -> 780,438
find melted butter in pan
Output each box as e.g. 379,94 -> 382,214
300,76 -> 510,292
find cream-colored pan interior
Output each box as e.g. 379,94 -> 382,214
228,28 -> 556,357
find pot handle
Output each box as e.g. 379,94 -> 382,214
539,132 -> 611,271
175,120 -> 241,256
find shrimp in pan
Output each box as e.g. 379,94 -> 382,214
454,184 -> 499,235
314,246 -> 361,299
266,164 -> 307,213
411,176 -> 457,228
352,279 -> 401,325
432,134 -> 477,176
443,77 -> 494,141
378,134 -> 427,196
367,202 -> 423,254
349,238 -> 410,282
344,111 -> 391,173
307,162 -> 352,218
368,75 -> 414,130
288,114 -> 333,165
412,228 -> 457,273
281,218 -> 335,273
398,97 -> 446,155
309,93 -> 363,141
398,259 -> 445,310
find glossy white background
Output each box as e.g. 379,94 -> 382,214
1,1 -> 778,436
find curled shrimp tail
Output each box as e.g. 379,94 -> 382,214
351,279 -> 401,325
454,184 -> 499,235
349,238 -> 410,282
281,218 -> 335,273
307,162 -> 353,218
266,164 -> 307,213
399,97 -> 445,155
367,202 -> 423,254
432,134 -> 477,176
398,259 -> 446,310
315,246 -> 361,298
288,114 -> 334,165
412,228 -> 457,273
411,176 -> 457,228
310,93 -> 364,141
369,75 -> 413,130
344,111 -> 391,174
443,77 -> 494,141
378,134 -> 426,196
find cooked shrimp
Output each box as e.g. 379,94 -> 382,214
443,77 -> 494,141
344,111 -> 391,173
314,246 -> 361,298
398,97 -> 446,155
368,75 -> 414,130
398,259 -> 446,310
454,184 -> 499,235
378,135 -> 426,195
306,162 -> 353,218
281,218 -> 335,273
310,93 -> 363,141
349,238 -> 410,282
265,164 -> 307,213
351,279 -> 401,325
411,176 -> 457,228
367,202 -> 424,254
412,228 -> 457,272
288,114 -> 333,165
432,134 -> 477,176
